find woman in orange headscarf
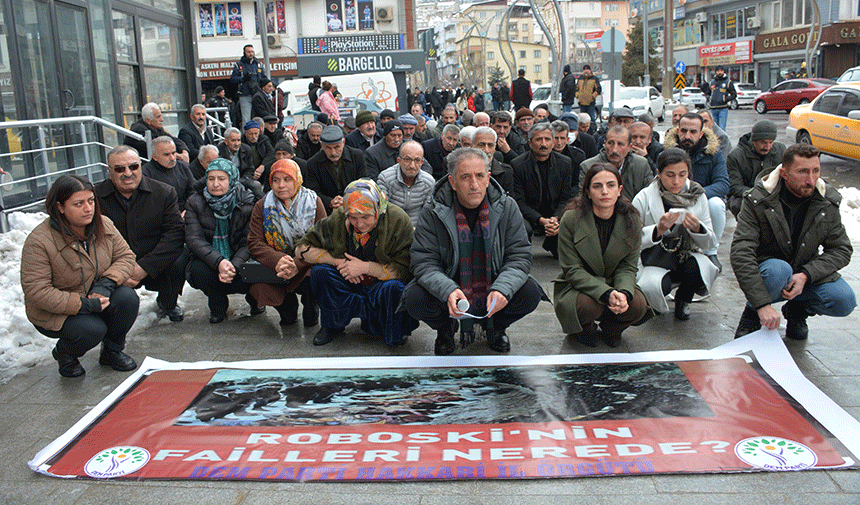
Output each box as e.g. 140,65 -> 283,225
294,179 -> 417,347
247,159 -> 326,326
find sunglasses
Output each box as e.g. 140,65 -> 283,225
112,162 -> 141,173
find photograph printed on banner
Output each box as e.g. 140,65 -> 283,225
173,363 -> 714,427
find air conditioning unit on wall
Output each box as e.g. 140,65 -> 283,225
267,34 -> 282,49
376,6 -> 394,22
747,16 -> 762,29
694,12 -> 707,23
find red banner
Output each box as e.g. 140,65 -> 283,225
30,333 -> 860,481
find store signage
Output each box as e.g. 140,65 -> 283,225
197,57 -> 297,80
298,34 -> 405,54
820,22 -> 860,45
755,27 -> 816,53
297,50 -> 425,76
698,41 -> 752,66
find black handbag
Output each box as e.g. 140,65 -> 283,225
640,235 -> 682,270
238,260 -> 288,284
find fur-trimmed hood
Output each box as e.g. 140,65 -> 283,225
756,165 -> 834,203
664,126 -> 721,157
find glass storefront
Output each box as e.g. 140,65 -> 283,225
0,0 -> 194,209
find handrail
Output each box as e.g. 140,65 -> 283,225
0,115 -> 145,233
0,115 -> 145,141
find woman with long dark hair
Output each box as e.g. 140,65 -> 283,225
21,175 -> 139,377
554,163 -> 650,347
632,148 -> 719,320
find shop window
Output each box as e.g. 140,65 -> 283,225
322,0 -> 374,33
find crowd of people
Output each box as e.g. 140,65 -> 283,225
19,59 -> 857,379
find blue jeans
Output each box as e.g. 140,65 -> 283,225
711,107 -> 728,131
580,103 -> 597,123
704,196 -> 726,256
752,258 -> 856,317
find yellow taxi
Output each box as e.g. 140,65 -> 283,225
787,83 -> 860,160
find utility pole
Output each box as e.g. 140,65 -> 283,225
662,0 -> 673,99
643,0 -> 649,87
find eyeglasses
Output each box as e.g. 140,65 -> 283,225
399,156 -> 423,165
112,162 -> 140,173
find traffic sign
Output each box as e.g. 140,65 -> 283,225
674,73 -> 687,89
675,61 -> 686,74
600,28 -> 626,54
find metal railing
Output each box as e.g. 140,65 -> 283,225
0,116 -> 145,232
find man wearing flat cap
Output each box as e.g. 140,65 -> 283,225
726,119 -> 786,217
304,125 -> 367,213
261,114 -> 285,147
597,107 -> 636,152
345,110 -> 380,151
398,114 -> 419,141
513,108 -> 534,143
365,120 -> 404,179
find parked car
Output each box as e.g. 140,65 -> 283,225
730,83 -> 761,109
601,86 -> 664,121
528,84 -> 554,112
786,83 -> 860,161
836,66 -> 860,84
673,87 -> 707,109
754,78 -> 837,114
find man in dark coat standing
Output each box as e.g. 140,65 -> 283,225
364,120 -> 403,179
96,145 -> 188,322
304,125 -> 368,213
510,122 -> 574,258
510,69 -> 532,112
559,64 -> 577,113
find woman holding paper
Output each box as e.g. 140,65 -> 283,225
553,163 -> 650,347
632,148 -> 718,320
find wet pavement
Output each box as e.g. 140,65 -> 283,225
1,108 -> 859,503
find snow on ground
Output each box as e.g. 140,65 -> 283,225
837,187 -> 860,244
3,186 -> 860,382
0,212 -> 191,383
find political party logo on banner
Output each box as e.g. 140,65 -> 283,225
84,447 -> 150,478
734,437 -> 817,471
28,333 -> 860,482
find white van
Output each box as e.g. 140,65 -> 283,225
278,71 -> 398,121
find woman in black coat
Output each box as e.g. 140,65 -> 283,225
185,158 -> 260,323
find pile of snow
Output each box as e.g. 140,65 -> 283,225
838,187 -> 860,244
0,212 -> 184,383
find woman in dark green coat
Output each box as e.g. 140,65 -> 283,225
553,163 -> 650,347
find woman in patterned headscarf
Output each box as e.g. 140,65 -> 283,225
185,158 -> 259,323
247,159 -> 326,326
295,178 -> 417,347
